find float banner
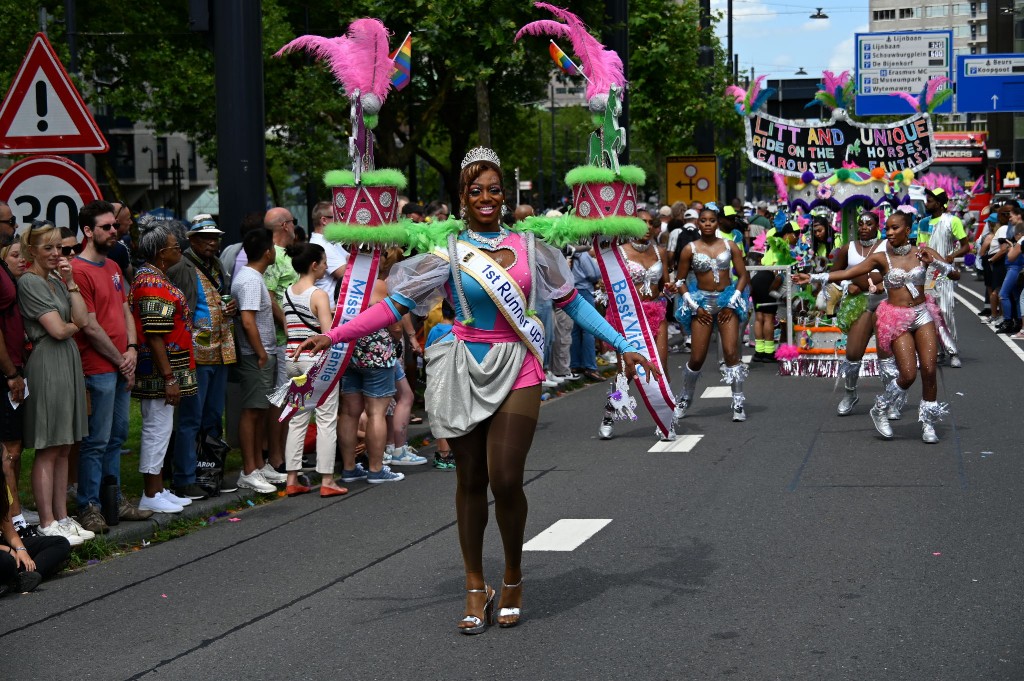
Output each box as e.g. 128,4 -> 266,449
279,248 -> 381,421
744,109 -> 936,179
594,238 -> 677,438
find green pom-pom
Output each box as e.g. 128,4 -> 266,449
462,317 -> 475,326
364,114 -> 379,129
835,168 -> 852,182
563,165 -> 646,187
323,168 -> 408,189
526,309 -> 537,318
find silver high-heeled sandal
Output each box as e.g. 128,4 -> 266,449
458,586 -> 494,635
498,579 -> 523,628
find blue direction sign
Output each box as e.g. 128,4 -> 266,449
855,30 -> 954,116
956,54 -> 1024,114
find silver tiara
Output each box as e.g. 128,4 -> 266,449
461,147 -> 501,170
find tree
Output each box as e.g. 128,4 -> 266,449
628,0 -> 744,201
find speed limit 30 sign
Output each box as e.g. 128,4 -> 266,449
0,155 -> 101,232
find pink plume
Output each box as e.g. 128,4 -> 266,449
748,75 -> 765,105
841,160 -> 859,169
725,84 -> 747,107
925,76 -> 951,105
276,18 -> 394,101
775,344 -> 801,361
822,70 -> 839,94
970,176 -> 985,194
752,231 -> 769,253
889,92 -> 920,111
516,3 -> 625,101
773,173 -> 788,201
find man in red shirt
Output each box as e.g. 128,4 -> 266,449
73,201 -> 151,533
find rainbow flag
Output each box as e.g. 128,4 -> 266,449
548,40 -> 580,77
389,33 -> 412,91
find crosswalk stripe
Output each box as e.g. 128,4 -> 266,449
701,386 -> 732,399
647,434 -> 704,453
522,519 -> 612,551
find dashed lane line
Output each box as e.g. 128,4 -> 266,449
647,434 -> 704,453
522,519 -> 613,551
701,386 -> 733,399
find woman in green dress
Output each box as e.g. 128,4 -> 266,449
17,222 -> 90,545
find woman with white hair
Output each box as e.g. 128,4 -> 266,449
130,217 -> 198,512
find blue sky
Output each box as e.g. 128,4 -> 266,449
711,0 -> 871,81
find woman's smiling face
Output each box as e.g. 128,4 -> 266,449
464,169 -> 504,230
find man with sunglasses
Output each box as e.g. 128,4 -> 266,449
73,200 -> 151,534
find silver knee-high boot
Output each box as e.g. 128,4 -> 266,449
721,363 -> 749,422
878,357 -> 906,420
837,360 -> 861,416
918,400 -> 948,444
870,380 -> 908,439
674,364 -> 702,419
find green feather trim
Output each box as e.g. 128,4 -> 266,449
404,218 -> 464,254
518,214 -> 648,247
364,114 -> 379,129
526,309 -> 537,318
563,165 -> 646,187
323,221 -> 412,246
926,89 -> 953,114
766,236 -> 797,266
323,168 -> 409,189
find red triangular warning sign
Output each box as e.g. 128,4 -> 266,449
0,33 -> 108,155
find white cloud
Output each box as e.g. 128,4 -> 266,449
711,0 -> 778,23
800,19 -> 832,32
828,24 -> 869,73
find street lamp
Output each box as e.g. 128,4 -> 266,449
809,8 -> 829,19
795,67 -> 808,75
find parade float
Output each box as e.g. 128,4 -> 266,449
729,70 -> 955,376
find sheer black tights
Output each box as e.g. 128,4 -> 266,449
449,385 -> 540,588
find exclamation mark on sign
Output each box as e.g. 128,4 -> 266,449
35,81 -> 48,132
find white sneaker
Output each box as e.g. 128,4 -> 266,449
541,377 -> 559,388
546,371 -> 565,384
139,493 -> 185,513
389,445 -> 428,466
237,470 -> 277,494
59,516 -> 95,541
555,373 -> 581,381
259,464 -> 287,484
38,520 -> 83,546
598,417 -> 614,439
159,489 -> 192,507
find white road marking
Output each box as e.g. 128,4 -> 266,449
958,285 -> 985,302
648,434 -> 704,453
701,386 -> 733,399
522,519 -> 612,551
954,291 -> 1024,363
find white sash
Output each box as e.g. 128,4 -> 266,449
432,241 -> 545,361
279,248 -> 381,421
595,237 -> 678,438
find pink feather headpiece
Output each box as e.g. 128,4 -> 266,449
515,3 -> 625,102
773,173 -> 788,202
275,18 -> 395,111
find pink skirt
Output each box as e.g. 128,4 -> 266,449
642,299 -> 668,329
875,296 -> 944,354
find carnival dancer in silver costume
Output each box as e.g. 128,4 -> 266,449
674,208 -> 750,422
795,211 -> 952,443
919,188 -> 969,368
829,211 -> 891,416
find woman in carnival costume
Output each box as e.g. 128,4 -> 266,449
793,211 -> 951,443
296,148 -> 658,634
674,207 -> 751,422
829,209 -> 899,417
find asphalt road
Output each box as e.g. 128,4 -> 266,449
3,276 -> 1022,681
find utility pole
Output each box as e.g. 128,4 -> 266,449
695,0 -> 715,157
210,1 -> 266,243
604,0 -> 629,165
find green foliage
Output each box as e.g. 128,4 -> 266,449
628,0 -> 743,198
0,0 -> 740,212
